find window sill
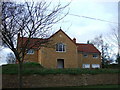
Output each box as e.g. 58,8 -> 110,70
93,57 -> 98,59
56,51 -> 66,52
27,53 -> 34,54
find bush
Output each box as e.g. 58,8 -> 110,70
2,62 -> 120,74
2,62 -> 43,74
2,64 -> 18,74
103,64 -> 120,69
23,62 -> 43,68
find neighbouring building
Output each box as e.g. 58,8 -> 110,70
17,29 -> 101,68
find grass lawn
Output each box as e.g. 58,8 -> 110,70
1,62 -> 120,75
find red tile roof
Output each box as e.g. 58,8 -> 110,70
17,37 -> 48,49
17,29 -> 75,49
17,29 -> 101,54
77,43 -> 101,54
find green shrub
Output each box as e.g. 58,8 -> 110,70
21,68 -> 119,75
23,62 -> 43,68
2,62 -> 43,74
103,64 -> 120,69
2,63 -> 120,75
2,64 -> 18,74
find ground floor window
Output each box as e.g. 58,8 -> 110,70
82,64 -> 90,68
92,64 -> 100,68
57,59 -> 64,68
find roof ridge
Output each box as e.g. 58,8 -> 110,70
48,29 -> 76,45
77,43 -> 101,54
19,36 -> 48,40
76,43 -> 93,45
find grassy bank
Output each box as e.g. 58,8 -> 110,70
1,62 -> 120,75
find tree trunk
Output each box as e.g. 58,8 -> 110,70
18,61 -> 23,89
118,55 -> 120,65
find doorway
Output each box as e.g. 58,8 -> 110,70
57,59 -> 64,68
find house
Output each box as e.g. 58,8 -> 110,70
17,29 -> 101,68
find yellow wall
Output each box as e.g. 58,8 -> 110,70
24,50 -> 38,63
39,31 -> 78,68
20,30 -> 101,68
78,52 -> 101,68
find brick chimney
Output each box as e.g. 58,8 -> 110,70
73,38 -> 76,43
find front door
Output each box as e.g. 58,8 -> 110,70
57,59 -> 64,68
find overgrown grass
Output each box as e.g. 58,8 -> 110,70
2,62 -> 120,75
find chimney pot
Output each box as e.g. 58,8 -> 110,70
73,38 -> 76,43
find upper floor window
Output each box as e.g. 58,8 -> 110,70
56,43 -> 65,52
93,54 -> 98,58
83,53 -> 88,57
27,49 -> 34,54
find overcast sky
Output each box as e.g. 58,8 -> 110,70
52,0 -> 118,43
0,0 -> 118,64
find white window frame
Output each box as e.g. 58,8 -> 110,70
82,64 -> 90,68
27,49 -> 34,54
92,64 -> 100,68
93,53 -> 98,58
56,43 -> 65,52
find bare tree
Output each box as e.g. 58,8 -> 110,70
90,35 -> 111,65
108,27 -> 119,49
6,52 -> 15,64
105,26 -> 119,64
118,26 -> 120,64
1,1 -> 69,88
0,1 -> 2,50
118,2 -> 120,62
109,27 -> 119,63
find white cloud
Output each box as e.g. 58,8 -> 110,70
52,1 -> 118,44
0,48 -> 13,66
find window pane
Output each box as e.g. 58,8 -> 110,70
27,49 -> 34,54
63,44 -> 65,51
56,43 -> 65,52
59,44 -> 63,51
83,53 -> 88,57
82,64 -> 90,68
93,54 -> 98,58
92,64 -> 100,68
56,44 -> 59,51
